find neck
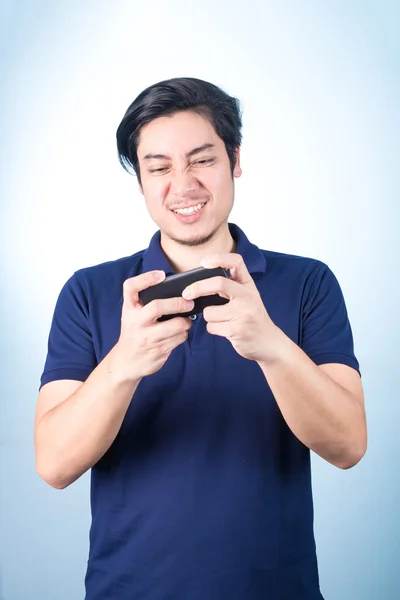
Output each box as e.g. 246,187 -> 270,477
160,222 -> 236,273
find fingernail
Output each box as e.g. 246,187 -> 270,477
185,300 -> 194,309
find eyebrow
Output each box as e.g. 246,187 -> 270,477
143,143 -> 215,161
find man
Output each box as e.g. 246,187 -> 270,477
35,77 -> 367,600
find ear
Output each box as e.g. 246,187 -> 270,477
233,147 -> 242,178
138,182 -> 144,195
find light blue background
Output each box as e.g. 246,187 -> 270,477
0,1 -> 399,599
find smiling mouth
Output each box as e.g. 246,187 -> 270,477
171,202 -> 206,216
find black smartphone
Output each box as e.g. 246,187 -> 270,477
138,266 -> 230,321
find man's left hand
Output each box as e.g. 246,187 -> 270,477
182,253 -> 281,363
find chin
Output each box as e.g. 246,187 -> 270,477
162,220 -> 221,248
169,229 -> 216,248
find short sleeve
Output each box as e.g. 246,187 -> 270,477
300,263 -> 360,375
39,272 -> 98,389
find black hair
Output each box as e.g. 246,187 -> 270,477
116,77 -> 242,184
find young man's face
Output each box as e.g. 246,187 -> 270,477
136,110 -> 242,247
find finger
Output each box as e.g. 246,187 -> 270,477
206,320 -> 233,338
149,317 -> 192,343
182,276 -> 241,301
123,270 -> 165,307
142,296 -> 195,323
168,329 -> 191,350
203,302 -> 234,323
160,329 -> 191,354
200,253 -> 252,285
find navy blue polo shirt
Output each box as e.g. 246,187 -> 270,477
40,223 -> 359,600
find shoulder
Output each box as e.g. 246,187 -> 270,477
255,248 -> 343,312
259,248 -> 328,281
73,249 -> 145,288
61,250 -> 146,309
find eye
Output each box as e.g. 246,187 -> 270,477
193,158 -> 214,166
149,167 -> 168,174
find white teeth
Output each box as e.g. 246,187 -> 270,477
174,203 -> 204,216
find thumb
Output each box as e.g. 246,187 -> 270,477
122,270 -> 165,308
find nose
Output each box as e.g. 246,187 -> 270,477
169,168 -> 198,198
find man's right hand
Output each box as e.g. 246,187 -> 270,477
114,270 -> 194,381
35,268 -> 194,489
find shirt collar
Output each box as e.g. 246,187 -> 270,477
141,222 -> 267,276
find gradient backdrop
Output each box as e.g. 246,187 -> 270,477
0,1 -> 399,599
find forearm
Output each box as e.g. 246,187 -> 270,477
36,344 -> 141,489
258,328 -> 366,468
